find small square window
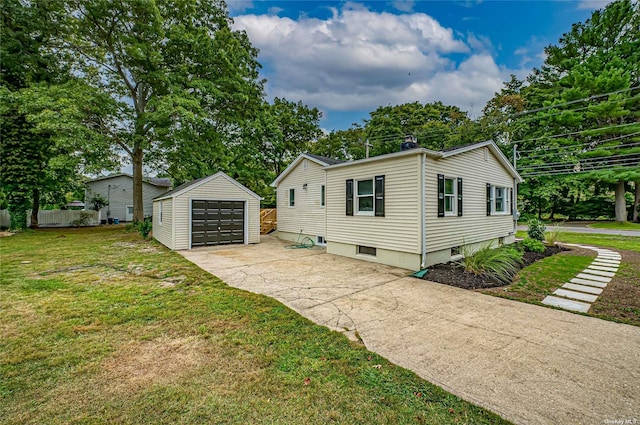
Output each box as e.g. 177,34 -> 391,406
321,185 -> 325,207
317,236 -> 326,245
357,245 -> 376,256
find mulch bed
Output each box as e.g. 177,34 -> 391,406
422,245 -> 566,290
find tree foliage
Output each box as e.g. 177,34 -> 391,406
57,0 -> 264,221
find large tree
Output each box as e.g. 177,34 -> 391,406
58,0 -> 264,222
487,0 -> 640,222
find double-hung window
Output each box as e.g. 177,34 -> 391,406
486,184 -> 511,215
346,176 -> 384,216
438,174 -> 463,217
356,179 -> 374,214
444,177 -> 456,215
494,187 -> 506,213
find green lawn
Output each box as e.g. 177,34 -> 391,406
506,231 -> 640,326
0,227 -> 508,425
588,221 -> 640,230
516,231 -> 640,252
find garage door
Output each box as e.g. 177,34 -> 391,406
191,200 -> 244,247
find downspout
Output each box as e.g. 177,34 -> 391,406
421,152 -> 427,269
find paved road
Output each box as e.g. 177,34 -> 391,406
517,225 -> 640,237
181,236 -> 640,425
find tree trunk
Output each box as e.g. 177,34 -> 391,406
614,179 -> 627,223
633,180 -> 640,223
30,188 -> 40,228
132,147 -> 144,222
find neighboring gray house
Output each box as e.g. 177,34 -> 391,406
152,172 -> 261,250
272,141 -> 523,270
85,173 -> 171,222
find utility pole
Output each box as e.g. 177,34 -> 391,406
365,140 -> 372,158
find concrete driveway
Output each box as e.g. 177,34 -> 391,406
180,235 -> 640,425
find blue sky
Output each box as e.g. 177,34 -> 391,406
228,0 -> 611,131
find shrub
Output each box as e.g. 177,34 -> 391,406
521,238 -> 545,253
545,223 -> 562,246
457,242 -> 523,284
528,219 -> 546,241
136,219 -> 152,239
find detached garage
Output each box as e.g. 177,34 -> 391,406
152,172 -> 262,250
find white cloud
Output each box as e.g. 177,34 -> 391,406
577,0 -> 613,10
227,0 -> 254,13
234,5 -> 516,121
391,0 -> 416,13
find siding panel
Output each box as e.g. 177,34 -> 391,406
326,154 -> 421,253
153,199 -> 173,249
276,160 -> 327,238
425,147 -> 515,252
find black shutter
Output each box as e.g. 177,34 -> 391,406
457,178 -> 463,216
486,183 -> 492,216
437,174 -> 445,217
374,175 -> 385,217
346,179 -> 353,216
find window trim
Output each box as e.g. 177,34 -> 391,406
487,184 -> 511,215
355,178 -> 375,216
288,188 -> 295,208
320,185 -> 325,208
444,176 -> 457,216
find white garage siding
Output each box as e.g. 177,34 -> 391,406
152,199 -> 174,250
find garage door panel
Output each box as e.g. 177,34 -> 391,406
191,200 -> 244,248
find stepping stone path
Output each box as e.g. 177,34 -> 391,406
542,244 -> 621,313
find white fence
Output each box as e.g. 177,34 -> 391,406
0,209 -> 100,228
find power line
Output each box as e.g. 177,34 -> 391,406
522,162 -> 640,177
520,134 -> 640,160
523,141 -> 640,161
511,94 -> 640,126
521,158 -> 640,177
514,123 -> 640,149
512,85 -> 640,117
520,152 -> 640,170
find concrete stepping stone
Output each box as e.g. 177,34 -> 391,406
583,268 -> 615,277
570,277 -> 607,288
576,273 -> 611,283
592,258 -> 620,265
591,260 -> 620,267
562,282 -> 603,295
597,254 -> 621,259
554,288 -> 598,303
542,296 -> 591,313
588,265 -> 619,272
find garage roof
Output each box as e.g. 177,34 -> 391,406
154,172 -> 262,201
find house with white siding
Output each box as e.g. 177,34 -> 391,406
85,173 -> 171,222
272,141 -> 523,270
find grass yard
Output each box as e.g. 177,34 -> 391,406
587,221 -> 640,230
0,227 -> 508,425
493,232 -> 640,326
